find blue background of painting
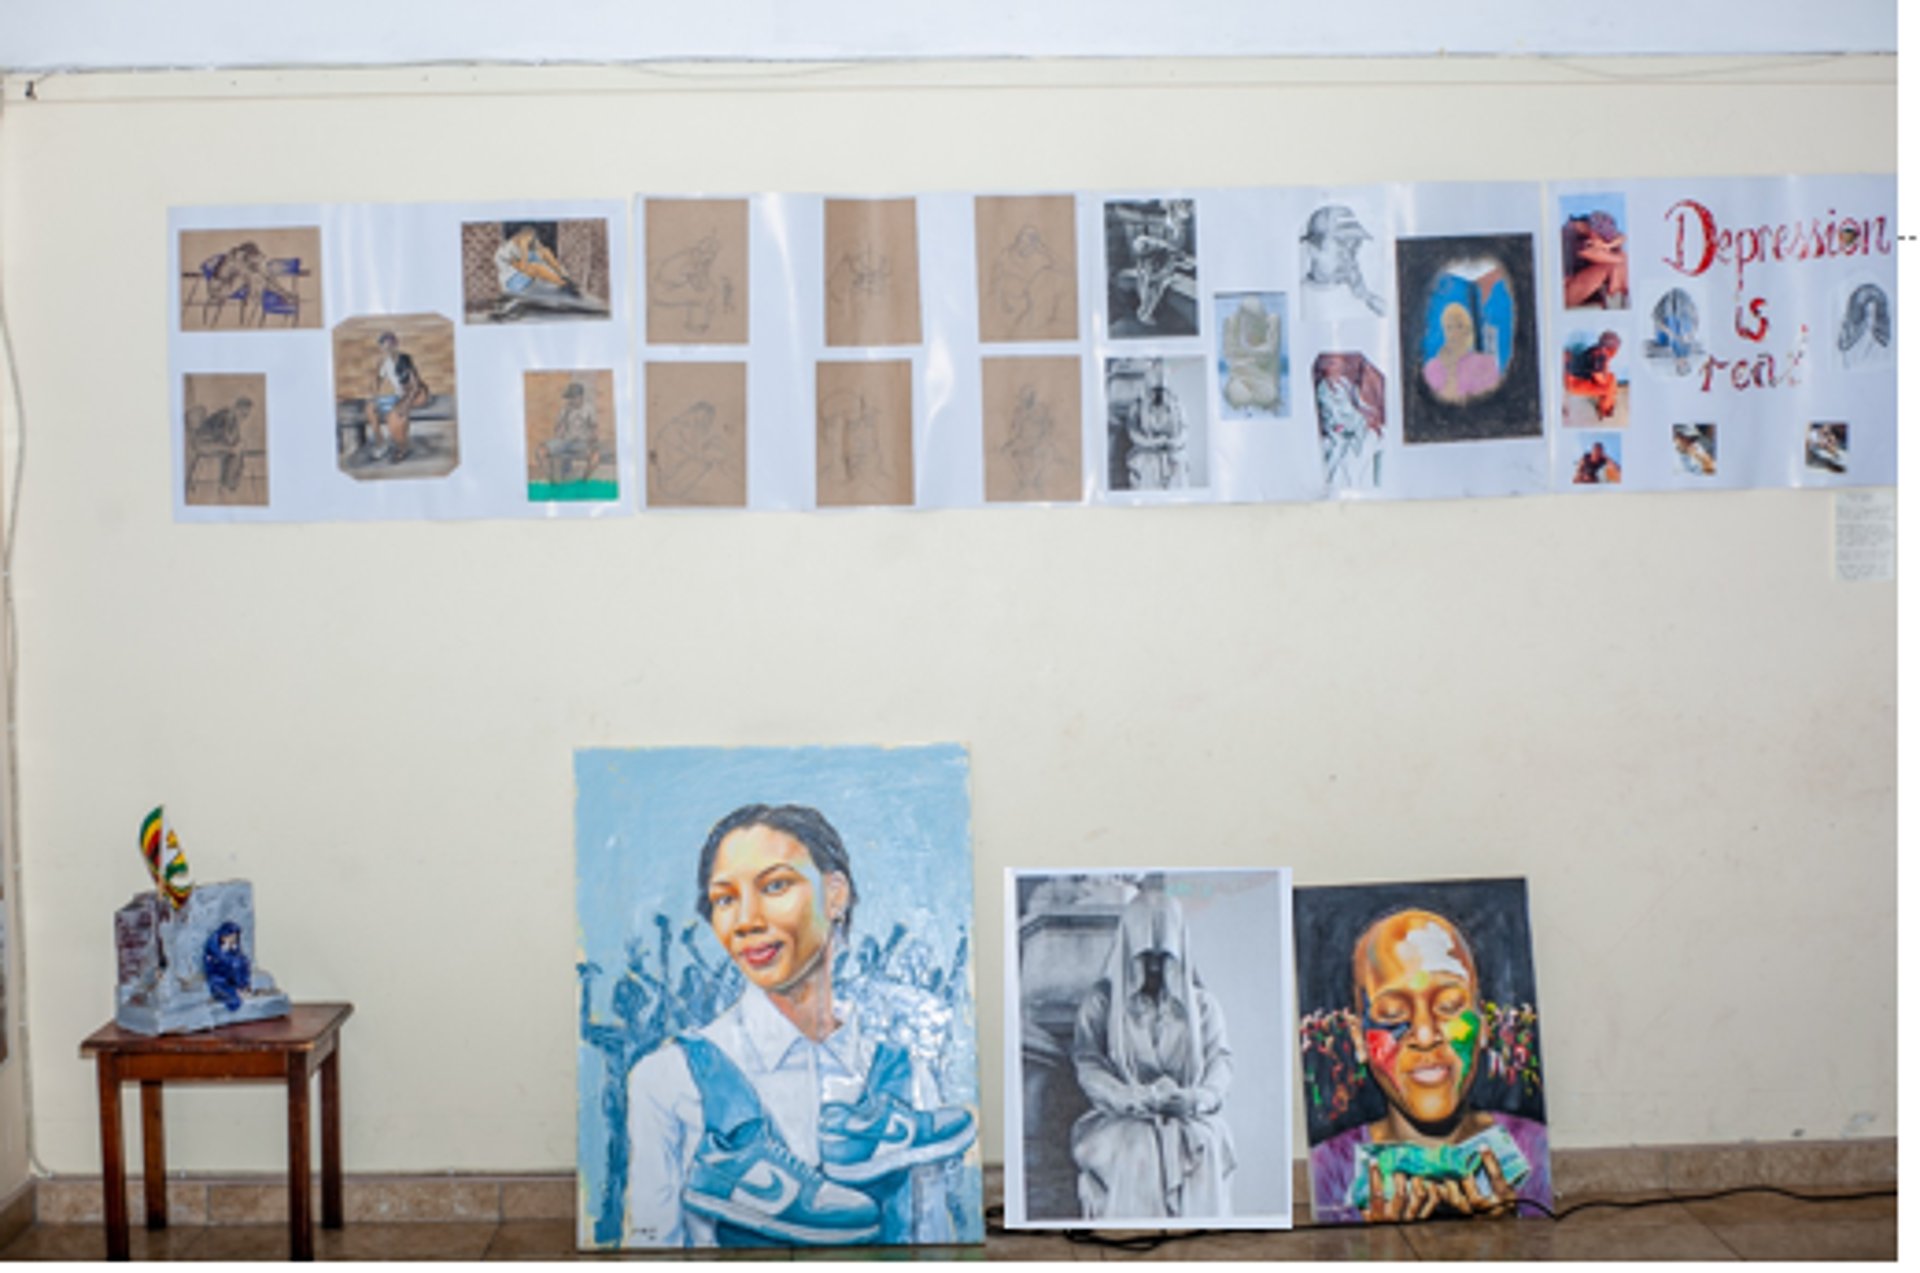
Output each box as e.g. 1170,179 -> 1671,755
1421,273 -> 1515,370
574,744 -> 979,1245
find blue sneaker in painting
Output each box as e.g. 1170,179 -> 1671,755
682,1118 -> 882,1246
818,1043 -> 976,1184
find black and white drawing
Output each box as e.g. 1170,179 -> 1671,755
1105,356 -> 1209,493
1837,282 -> 1892,372
1300,205 -> 1387,317
1105,199 -> 1199,338
1005,869 -> 1293,1230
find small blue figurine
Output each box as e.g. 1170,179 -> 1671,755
203,920 -> 251,1012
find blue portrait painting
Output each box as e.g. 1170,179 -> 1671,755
574,745 -> 984,1251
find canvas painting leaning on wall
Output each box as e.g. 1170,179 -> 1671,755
574,745 -> 983,1251
1294,877 -> 1550,1224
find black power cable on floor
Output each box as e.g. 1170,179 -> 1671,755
984,1183 -> 1898,1253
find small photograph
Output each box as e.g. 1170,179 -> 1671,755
975,195 -> 1079,344
1559,193 -> 1628,311
1105,355 -> 1209,493
1396,235 -> 1542,444
524,370 -> 617,503
816,359 -> 913,507
1313,352 -> 1386,493
1836,282 -> 1892,372
460,218 -> 612,324
982,355 -> 1083,504
178,227 -> 322,332
1672,423 -> 1718,477
1300,205 -> 1387,317
1104,199 -> 1199,339
1294,878 -> 1550,1226
1216,293 -> 1287,420
575,744 -> 983,1250
1008,869 -> 1294,1229
1643,288 -> 1705,377
824,198 -> 923,348
646,198 -> 748,346
1562,330 -> 1628,427
182,373 -> 268,507
331,314 -> 459,480
1806,422 -> 1849,474
646,362 -> 748,509
1571,432 -> 1622,485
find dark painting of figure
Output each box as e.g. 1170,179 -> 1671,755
1396,235 -> 1542,445
1294,878 -> 1550,1226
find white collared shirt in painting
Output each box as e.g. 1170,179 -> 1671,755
624,981 -> 954,1248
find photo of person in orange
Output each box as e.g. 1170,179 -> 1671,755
1294,879 -> 1550,1226
1564,331 -> 1625,424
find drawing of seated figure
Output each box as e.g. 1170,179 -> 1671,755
1119,205 -> 1194,326
494,223 -> 607,319
202,241 -> 296,326
1644,288 -> 1703,375
819,389 -> 893,499
1001,384 -> 1065,497
989,226 -> 1071,334
1220,296 -> 1281,412
827,243 -> 892,317
185,396 -> 253,495
1126,364 -> 1189,491
543,380 -> 602,484
651,234 -> 733,336
654,401 -> 740,503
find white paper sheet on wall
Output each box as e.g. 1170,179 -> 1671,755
169,174 -> 1892,523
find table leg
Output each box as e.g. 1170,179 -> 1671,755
95,1056 -> 129,1261
320,1041 -> 343,1229
139,1082 -> 167,1229
287,1054 -> 314,1261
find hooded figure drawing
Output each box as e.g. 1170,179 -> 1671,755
1070,890 -> 1235,1220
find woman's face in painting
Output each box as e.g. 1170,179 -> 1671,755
1351,910 -> 1483,1128
704,824 -> 847,995
1440,304 -> 1476,358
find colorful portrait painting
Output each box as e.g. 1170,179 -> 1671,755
1005,869 -> 1294,1230
574,746 -> 983,1252
330,313 -> 458,481
1396,235 -> 1542,445
1294,878 -> 1550,1226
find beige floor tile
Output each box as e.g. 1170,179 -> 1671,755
0,1222 -> 205,1260
1400,1217 -> 1738,1261
502,1177 -> 577,1220
1548,1189 -> 1696,1227
986,1229 -> 1106,1260
1102,1226 -> 1416,1261
486,1218 -> 583,1259
1702,1218 -> 1896,1261
184,1220 -> 499,1261
1680,1185 -> 1897,1225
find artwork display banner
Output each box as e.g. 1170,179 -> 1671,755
169,175 -> 1891,523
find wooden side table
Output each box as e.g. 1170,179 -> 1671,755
80,1002 -> 353,1261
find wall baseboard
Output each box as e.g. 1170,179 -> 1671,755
27,1138 -> 1895,1227
0,1181 -> 34,1248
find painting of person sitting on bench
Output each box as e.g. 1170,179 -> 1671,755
178,226 -> 321,332
331,313 -> 460,481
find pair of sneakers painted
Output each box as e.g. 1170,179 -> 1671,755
682,1046 -> 975,1246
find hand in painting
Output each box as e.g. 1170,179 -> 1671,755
1459,1146 -> 1519,1218
1364,1147 -> 1517,1222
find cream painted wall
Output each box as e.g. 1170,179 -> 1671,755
0,55 -> 1895,1176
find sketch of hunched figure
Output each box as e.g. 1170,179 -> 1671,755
1644,287 -> 1704,375
818,388 -> 894,498
652,401 -> 742,503
1220,296 -> 1282,412
184,395 -> 254,496
1116,202 -> 1195,327
1071,890 -> 1234,1221
1125,362 -> 1190,491
650,234 -> 735,336
1838,283 -> 1892,371
1313,353 -> 1385,492
827,243 -> 893,320
988,226 -> 1073,336
1300,206 -> 1386,317
542,380 -> 602,484
1000,383 -> 1068,497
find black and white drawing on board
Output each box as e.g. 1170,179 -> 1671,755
1105,356 -> 1209,493
1003,868 -> 1294,1230
1104,199 -> 1199,338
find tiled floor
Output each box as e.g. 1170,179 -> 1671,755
0,1186 -> 1894,1261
